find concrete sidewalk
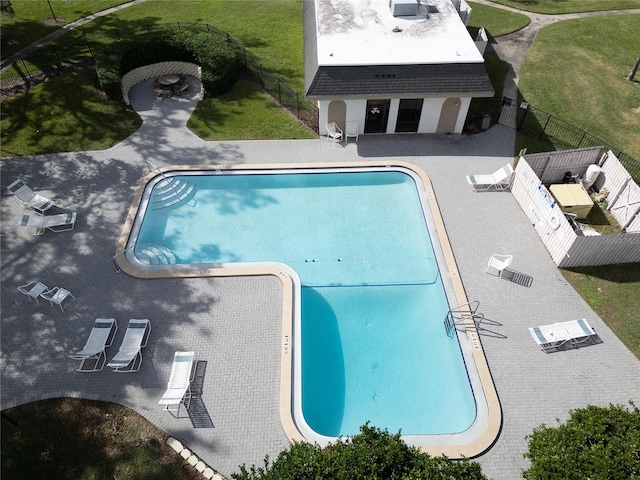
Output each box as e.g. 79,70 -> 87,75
2,85 -> 639,479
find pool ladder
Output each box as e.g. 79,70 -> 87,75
444,300 -> 483,336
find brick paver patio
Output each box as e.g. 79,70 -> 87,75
2,82 -> 639,479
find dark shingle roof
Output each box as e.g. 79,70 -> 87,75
306,63 -> 494,99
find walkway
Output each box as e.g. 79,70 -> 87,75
2,83 -> 640,480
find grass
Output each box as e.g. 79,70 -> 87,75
485,0 -> 640,14
1,398 -> 202,480
0,69 -> 141,156
561,264 -> 640,359
188,80 -> 316,140
0,0 -> 132,60
468,1 -> 531,37
519,15 -> 640,160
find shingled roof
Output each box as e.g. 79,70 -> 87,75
306,63 -> 495,99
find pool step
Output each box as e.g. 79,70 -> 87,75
152,178 -> 197,210
135,245 -> 178,265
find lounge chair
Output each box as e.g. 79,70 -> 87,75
18,280 -> 49,305
326,122 -> 343,142
40,286 -> 76,311
17,212 -> 76,236
7,179 -> 56,214
485,254 -> 513,278
107,319 -> 151,372
529,318 -> 597,352
466,163 -> 514,191
69,318 -> 118,372
159,351 -> 195,415
345,121 -> 359,143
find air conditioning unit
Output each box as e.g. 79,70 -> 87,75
390,0 -> 418,17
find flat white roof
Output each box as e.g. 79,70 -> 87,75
314,0 -> 483,66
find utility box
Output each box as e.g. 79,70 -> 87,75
480,113 -> 491,130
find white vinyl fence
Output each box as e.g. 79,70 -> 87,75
511,155 -> 640,267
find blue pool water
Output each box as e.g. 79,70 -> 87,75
131,168 -> 476,438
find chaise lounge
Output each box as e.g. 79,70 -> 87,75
107,319 -> 151,372
466,163 -> 514,191
529,318 -> 597,352
7,179 -> 56,214
69,318 -> 118,372
158,351 -> 195,416
17,212 -> 76,236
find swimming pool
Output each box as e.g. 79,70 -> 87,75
116,162 -> 500,456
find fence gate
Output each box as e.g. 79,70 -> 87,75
607,179 -> 640,232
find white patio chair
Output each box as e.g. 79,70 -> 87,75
18,281 -> 49,305
158,351 -> 195,416
107,319 -> 151,372
6,179 -> 56,214
466,163 -> 514,191
326,122 -> 343,142
40,286 -> 76,311
69,318 -> 118,372
485,254 -> 513,278
17,212 -> 76,236
529,318 -> 596,352
345,121 -> 359,143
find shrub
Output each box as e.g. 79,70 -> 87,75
232,423 -> 488,480
523,402 -> 640,480
95,29 -> 237,101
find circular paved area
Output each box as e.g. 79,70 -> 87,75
2,82 -> 640,479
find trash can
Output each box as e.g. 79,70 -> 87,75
480,113 -> 491,130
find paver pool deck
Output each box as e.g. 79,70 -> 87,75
2,81 -> 640,480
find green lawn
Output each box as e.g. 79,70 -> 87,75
485,0 -> 640,14
561,264 -> 640,359
0,0 -> 133,60
518,15 -> 640,160
0,69 -> 141,156
188,80 -> 316,140
468,1 -> 530,37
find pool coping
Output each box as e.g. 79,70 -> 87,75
114,161 -> 502,459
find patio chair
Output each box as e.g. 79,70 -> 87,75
466,163 -> 514,191
158,351 -> 195,416
529,318 -> 597,352
18,280 -> 49,305
40,286 -> 76,311
7,179 -> 56,214
69,318 -> 118,372
17,212 -> 76,236
485,254 -> 513,278
107,319 -> 151,372
326,122 -> 343,142
345,121 -> 359,143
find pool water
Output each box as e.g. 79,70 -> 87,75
132,168 -> 476,438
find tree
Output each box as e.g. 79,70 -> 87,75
523,402 -> 640,480
232,423 -> 488,480
629,54 -> 640,81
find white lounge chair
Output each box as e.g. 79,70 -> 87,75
7,179 -> 56,214
345,121 -> 359,143
159,351 -> 195,415
69,318 -> 118,372
107,319 -> 151,372
17,212 -> 76,236
485,254 -> 513,278
466,163 -> 514,191
18,280 -> 49,305
529,318 -> 597,352
326,122 -> 343,142
40,286 -> 76,311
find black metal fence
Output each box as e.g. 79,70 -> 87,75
498,97 -> 640,183
0,22 -> 317,129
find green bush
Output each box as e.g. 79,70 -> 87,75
523,403 -> 640,480
232,423 -> 487,480
95,30 -> 237,101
